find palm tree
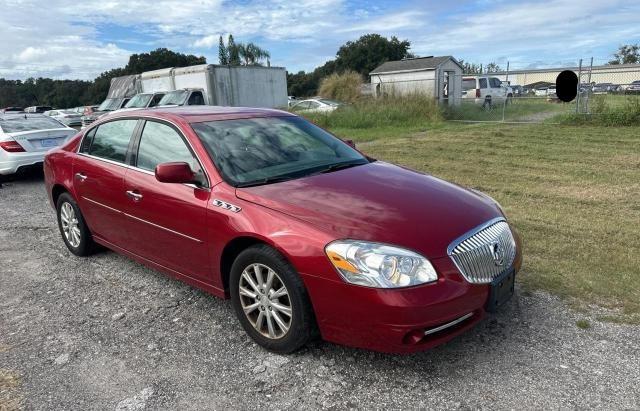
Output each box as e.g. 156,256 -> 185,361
238,42 -> 271,66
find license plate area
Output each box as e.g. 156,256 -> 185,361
40,138 -> 60,148
486,269 -> 515,312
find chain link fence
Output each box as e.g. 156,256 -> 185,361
371,58 -> 640,123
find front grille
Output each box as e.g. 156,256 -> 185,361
448,219 -> 516,284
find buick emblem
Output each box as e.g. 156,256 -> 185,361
490,241 -> 505,266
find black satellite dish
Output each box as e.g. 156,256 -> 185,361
556,70 -> 579,102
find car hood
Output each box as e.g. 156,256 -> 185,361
236,161 -> 502,258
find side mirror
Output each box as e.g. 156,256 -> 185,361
343,139 -> 356,149
155,162 -> 195,184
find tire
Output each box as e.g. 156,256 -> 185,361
230,244 -> 316,354
482,96 -> 492,110
56,192 -> 95,256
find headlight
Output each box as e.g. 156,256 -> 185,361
325,240 -> 438,288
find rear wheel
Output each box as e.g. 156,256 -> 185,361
482,96 -> 493,110
230,244 -> 315,353
56,192 -> 95,256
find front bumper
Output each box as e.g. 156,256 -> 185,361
302,231 -> 522,354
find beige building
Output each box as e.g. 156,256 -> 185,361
370,56 -> 464,105
491,63 -> 640,87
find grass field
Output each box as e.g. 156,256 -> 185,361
322,120 -> 640,324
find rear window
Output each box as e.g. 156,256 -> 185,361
479,78 -> 488,89
0,115 -> 66,133
462,79 -> 476,90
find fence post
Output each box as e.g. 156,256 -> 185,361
502,61 -> 510,122
576,59 -> 582,114
585,57 -> 593,113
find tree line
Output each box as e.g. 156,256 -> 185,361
0,48 -> 206,109
1,37 -> 637,108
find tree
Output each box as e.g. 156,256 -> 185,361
218,35 -> 229,65
459,60 -> 482,74
608,44 -> 639,65
238,42 -> 271,66
334,34 -> 413,76
124,48 -> 205,74
485,62 -> 501,73
228,35 -> 241,66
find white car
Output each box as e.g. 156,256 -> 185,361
461,76 -> 512,108
44,109 -> 83,127
0,114 -> 76,176
291,98 -> 343,113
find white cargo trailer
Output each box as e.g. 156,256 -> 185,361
135,64 -> 288,108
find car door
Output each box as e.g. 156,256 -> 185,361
73,118 -> 140,246
122,119 -> 211,282
489,77 -> 503,101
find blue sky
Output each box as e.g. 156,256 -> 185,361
0,0 -> 639,80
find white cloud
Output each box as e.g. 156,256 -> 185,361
0,0 -> 638,80
193,35 -> 219,48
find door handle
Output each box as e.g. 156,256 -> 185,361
75,172 -> 87,182
126,190 -> 143,201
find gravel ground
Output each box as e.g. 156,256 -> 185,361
1,172 -> 639,410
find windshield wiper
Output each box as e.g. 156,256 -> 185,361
317,161 -> 366,174
235,175 -> 295,188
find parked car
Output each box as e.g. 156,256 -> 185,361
290,98 -> 343,113
69,106 -> 99,116
461,76 -> 512,108
81,98 -> 130,128
156,89 -> 206,107
592,83 -> 620,93
25,106 -> 53,113
0,113 -> 76,176
44,109 -> 83,127
1,107 -> 24,113
510,85 -> 524,97
112,92 -> 167,114
44,106 -> 522,354
625,80 -> 640,93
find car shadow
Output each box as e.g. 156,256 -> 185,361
0,167 -> 44,187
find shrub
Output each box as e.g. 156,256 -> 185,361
318,71 -> 363,103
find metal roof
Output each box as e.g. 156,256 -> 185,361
370,56 -> 461,75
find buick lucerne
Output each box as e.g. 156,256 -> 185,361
44,106 -> 522,354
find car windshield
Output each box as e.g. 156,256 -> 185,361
158,90 -> 188,106
125,94 -> 153,108
97,98 -> 124,112
0,115 -> 66,133
191,116 -> 368,187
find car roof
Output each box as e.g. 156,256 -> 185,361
106,105 -> 295,124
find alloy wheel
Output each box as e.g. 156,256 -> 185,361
239,263 -> 292,339
60,202 -> 81,248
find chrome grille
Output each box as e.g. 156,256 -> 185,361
448,219 -> 516,284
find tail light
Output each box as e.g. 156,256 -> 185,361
0,140 -> 26,152
475,89 -> 481,98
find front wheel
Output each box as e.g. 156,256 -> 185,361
230,244 -> 316,354
56,192 -> 95,256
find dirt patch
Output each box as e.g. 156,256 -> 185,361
0,369 -> 22,411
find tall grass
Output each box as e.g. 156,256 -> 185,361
301,94 -> 443,130
318,71 -> 363,103
556,95 -> 640,126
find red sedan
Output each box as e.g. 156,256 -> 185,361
44,106 -> 522,354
